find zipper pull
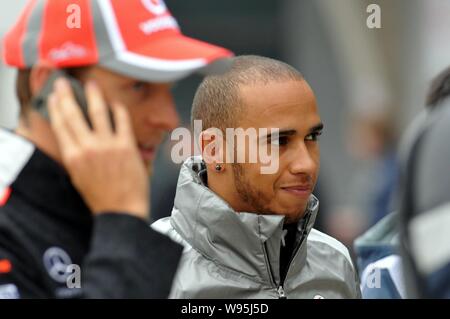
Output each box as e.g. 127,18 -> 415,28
277,286 -> 287,299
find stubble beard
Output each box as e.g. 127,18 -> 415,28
232,164 -> 305,222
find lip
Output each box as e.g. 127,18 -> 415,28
280,185 -> 312,198
138,144 -> 157,162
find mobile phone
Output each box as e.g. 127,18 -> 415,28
32,69 -> 92,126
32,70 -> 115,130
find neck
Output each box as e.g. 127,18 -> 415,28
15,110 -> 62,164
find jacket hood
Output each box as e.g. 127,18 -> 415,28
170,156 -> 319,283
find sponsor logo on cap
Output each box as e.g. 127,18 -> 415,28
141,0 -> 167,16
139,0 -> 178,35
48,42 -> 87,62
139,15 -> 179,35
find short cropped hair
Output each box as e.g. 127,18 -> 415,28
191,55 -> 304,131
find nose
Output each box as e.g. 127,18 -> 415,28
289,142 -> 318,177
143,90 -> 180,131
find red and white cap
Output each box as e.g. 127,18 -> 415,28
2,0 -> 233,82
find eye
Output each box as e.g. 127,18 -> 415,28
305,131 -> 322,142
132,81 -> 148,92
271,136 -> 289,146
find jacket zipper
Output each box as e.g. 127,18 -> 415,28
262,212 -> 312,299
277,285 -> 287,299
263,242 -> 276,285
277,212 -> 312,298
263,242 -> 285,298
263,241 -> 294,299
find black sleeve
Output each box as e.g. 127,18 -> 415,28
79,213 -> 183,298
0,212 -> 181,299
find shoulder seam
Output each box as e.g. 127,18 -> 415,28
308,229 -> 354,268
151,218 -> 191,250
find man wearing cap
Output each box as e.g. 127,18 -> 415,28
0,0 -> 232,298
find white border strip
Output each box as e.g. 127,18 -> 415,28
117,51 -> 206,71
0,130 -> 34,190
308,229 -> 354,269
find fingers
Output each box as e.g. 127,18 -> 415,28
86,81 -> 113,135
48,92 -> 78,160
49,77 -> 136,158
52,78 -> 91,144
111,102 -> 135,144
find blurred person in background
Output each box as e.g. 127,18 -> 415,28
153,55 -> 361,299
0,0 -> 231,298
327,106 -> 399,248
347,111 -> 398,227
354,66 -> 450,299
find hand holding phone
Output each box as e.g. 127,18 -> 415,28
44,75 -> 150,221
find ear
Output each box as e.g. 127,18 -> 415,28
29,63 -> 55,97
199,128 -> 225,167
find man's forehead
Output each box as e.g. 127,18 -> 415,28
240,80 -> 313,105
238,80 -> 318,124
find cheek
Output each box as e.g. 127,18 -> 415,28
117,105 -> 142,140
308,143 -> 321,173
100,85 -> 128,106
101,89 -> 138,124
262,175 -> 282,203
245,164 -> 279,196
314,147 -> 321,177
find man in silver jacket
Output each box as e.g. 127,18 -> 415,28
153,56 -> 361,299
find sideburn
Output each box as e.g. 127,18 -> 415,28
232,163 -> 270,214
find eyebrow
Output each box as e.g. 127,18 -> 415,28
309,122 -> 324,134
263,129 -> 295,141
263,122 -> 324,140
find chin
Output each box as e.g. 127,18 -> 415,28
280,205 -> 309,223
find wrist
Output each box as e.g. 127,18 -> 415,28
91,201 -> 149,221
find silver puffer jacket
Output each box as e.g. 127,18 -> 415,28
152,157 -> 361,299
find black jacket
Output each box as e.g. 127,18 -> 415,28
0,130 -> 182,298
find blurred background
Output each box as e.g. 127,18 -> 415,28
1,0 -> 450,253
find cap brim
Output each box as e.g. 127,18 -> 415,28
99,34 -> 233,82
